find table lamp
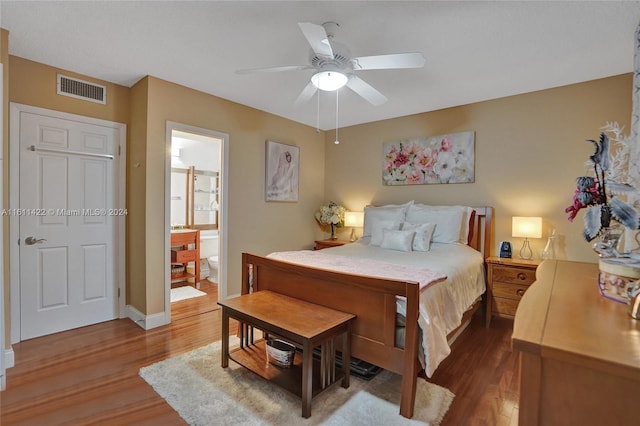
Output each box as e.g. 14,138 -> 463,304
512,216 -> 542,260
344,211 -> 364,242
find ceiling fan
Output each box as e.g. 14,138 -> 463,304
236,21 -> 426,106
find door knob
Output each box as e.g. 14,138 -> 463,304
25,236 -> 47,245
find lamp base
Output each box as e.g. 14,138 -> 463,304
519,238 -> 533,260
350,228 -> 357,242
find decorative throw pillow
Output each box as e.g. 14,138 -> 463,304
401,222 -> 436,251
380,229 -> 415,252
362,202 -> 413,237
370,219 -> 402,246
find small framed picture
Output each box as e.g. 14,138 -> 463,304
265,140 -> 299,202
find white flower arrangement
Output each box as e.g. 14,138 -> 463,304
315,201 -> 346,226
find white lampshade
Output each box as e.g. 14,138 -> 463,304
512,217 -> 543,238
512,216 -> 542,260
344,211 -> 364,228
344,211 -> 364,242
311,70 -> 348,91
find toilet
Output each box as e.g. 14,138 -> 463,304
199,231 -> 219,283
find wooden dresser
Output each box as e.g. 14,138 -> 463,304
512,260 -> 640,426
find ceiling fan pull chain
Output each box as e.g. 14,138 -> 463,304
316,88 -> 320,134
335,89 -> 339,144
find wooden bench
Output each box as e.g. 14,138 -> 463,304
218,290 -> 356,418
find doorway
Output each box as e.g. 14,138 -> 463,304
165,122 -> 228,320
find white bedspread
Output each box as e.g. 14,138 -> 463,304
267,250 -> 447,291
269,240 -> 485,377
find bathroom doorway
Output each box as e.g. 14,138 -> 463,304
165,122 -> 228,320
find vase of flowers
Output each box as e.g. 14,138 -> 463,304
565,123 -> 640,257
315,201 -> 346,240
566,123 -> 640,308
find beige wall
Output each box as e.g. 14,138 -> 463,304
323,74 -> 633,262
127,77 -> 149,311
131,76 -> 326,314
9,56 -> 130,125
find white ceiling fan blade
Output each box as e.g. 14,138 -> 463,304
298,22 -> 334,58
294,81 -> 318,106
235,65 -> 311,74
352,53 -> 426,70
346,75 -> 387,106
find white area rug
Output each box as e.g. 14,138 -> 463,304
170,286 -> 207,303
139,340 -> 454,425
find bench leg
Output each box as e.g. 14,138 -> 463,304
301,340 -> 313,418
221,308 -> 229,368
341,326 -> 351,388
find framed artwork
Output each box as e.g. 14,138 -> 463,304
265,140 -> 299,202
382,131 -> 475,185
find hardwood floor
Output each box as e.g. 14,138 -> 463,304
1,286 -> 519,426
171,279 -> 220,320
433,316 -> 519,426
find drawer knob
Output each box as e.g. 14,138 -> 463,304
516,288 -> 525,296
517,272 -> 527,281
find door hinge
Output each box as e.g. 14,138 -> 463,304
118,145 -> 121,156
118,288 -> 120,298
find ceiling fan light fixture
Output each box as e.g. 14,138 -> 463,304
311,70 -> 348,91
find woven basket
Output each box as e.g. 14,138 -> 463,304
171,264 -> 185,277
265,338 -> 295,368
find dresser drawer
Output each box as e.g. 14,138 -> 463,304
492,297 -> 519,317
171,249 -> 197,263
493,282 -> 529,301
491,265 -> 536,285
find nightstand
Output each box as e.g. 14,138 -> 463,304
314,239 -> 349,250
485,256 -> 541,327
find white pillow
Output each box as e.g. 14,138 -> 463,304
377,200 -> 414,209
362,202 -> 412,237
406,204 -> 471,244
401,222 -> 436,251
370,219 -> 401,246
381,229 -> 415,252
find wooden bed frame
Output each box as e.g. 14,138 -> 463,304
241,206 -> 493,418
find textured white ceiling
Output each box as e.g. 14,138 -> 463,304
2,1 -> 640,130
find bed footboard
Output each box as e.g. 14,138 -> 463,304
241,252 -> 421,418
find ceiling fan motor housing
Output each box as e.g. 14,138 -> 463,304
310,39 -> 352,73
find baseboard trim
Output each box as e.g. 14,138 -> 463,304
4,346 -> 15,369
126,305 -> 169,330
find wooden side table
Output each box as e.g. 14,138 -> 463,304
485,256 -> 540,327
218,290 -> 355,418
170,229 -> 200,288
314,239 -> 349,250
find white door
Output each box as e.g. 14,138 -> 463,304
19,111 -> 119,340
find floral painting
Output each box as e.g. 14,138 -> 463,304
382,131 -> 475,185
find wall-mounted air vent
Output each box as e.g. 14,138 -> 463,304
57,74 -> 107,104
